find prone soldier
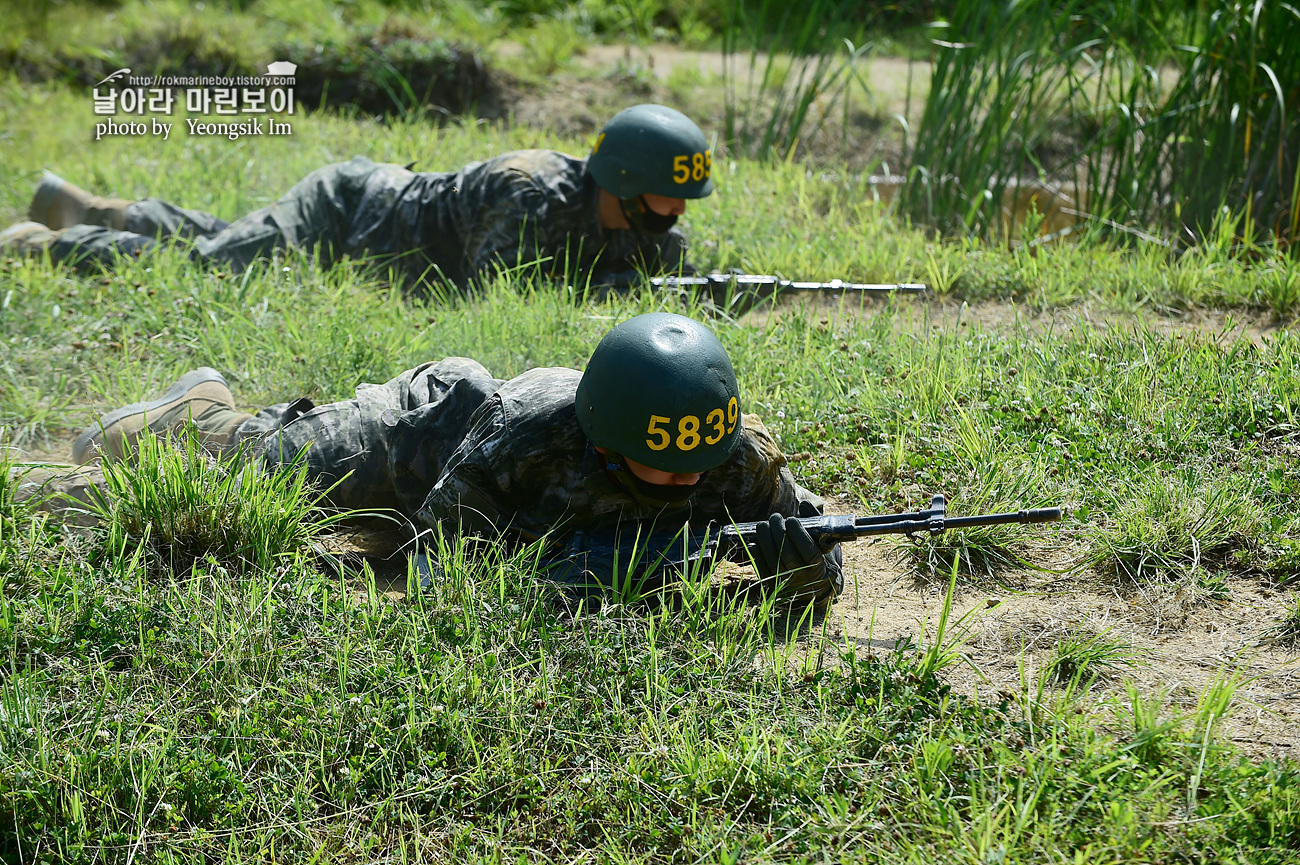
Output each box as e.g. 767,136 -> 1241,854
0,104 -> 714,292
24,313 -> 844,608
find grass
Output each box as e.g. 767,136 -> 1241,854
84,429 -> 355,576
720,0 -> 871,161
10,0 -> 1296,256
0,76 -> 1294,313
6,110 -> 1298,581
3,24 -> 1300,861
1042,627 -> 1140,687
902,0 -> 1300,250
1266,600 -> 1300,647
899,0 -> 1101,239
1089,471 -> 1263,585
1091,0 -> 1300,249
4,466 -> 1300,859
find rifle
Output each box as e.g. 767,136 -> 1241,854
649,272 -> 927,309
553,493 -> 1062,596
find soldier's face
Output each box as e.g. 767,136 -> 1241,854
641,193 -> 687,216
596,447 -> 702,486
624,456 -> 702,486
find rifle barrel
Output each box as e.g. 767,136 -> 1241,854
716,501 -> 1063,548
786,281 -> 928,293
945,507 -> 1063,527
851,506 -> 1062,539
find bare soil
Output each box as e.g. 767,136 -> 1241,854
766,297 -> 1300,758
826,529 -> 1300,762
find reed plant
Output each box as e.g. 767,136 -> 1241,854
720,0 -> 871,161
899,0 -> 1112,239
902,0 -> 1299,252
1090,0 -> 1300,249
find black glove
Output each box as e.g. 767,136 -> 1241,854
753,514 -> 843,607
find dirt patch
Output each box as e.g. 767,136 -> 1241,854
500,71 -> 662,140
7,442 -> 75,465
822,530 -> 1300,760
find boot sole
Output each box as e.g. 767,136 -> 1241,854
73,368 -> 233,463
28,172 -> 67,228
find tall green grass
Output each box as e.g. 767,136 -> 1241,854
85,430 -> 354,576
903,0 -> 1300,252
720,0 -> 870,161
899,0 -> 1107,239
1093,0 -> 1300,248
5,467 -> 1300,860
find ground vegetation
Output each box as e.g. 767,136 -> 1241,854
1,1 -> 1299,860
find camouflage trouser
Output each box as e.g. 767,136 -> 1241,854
14,358 -> 504,523
230,357 -> 504,517
47,157 -> 398,271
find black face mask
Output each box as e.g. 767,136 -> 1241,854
619,196 -> 679,237
603,451 -> 706,509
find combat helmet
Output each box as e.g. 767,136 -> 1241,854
588,104 -> 715,201
576,313 -> 742,477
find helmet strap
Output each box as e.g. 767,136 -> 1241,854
602,450 -> 704,509
618,196 -> 679,237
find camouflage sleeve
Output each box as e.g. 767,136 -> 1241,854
464,177 -> 548,281
414,396 -> 511,534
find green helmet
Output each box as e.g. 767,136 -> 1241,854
588,104 -> 715,200
576,313 -> 742,474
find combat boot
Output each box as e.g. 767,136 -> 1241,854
73,368 -> 248,463
0,221 -> 58,256
29,171 -> 133,231
10,464 -> 107,527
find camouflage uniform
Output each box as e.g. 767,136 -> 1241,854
47,152 -> 692,289
234,358 -> 824,538
18,356 -> 838,595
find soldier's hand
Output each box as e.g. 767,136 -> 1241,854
752,513 -> 841,607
